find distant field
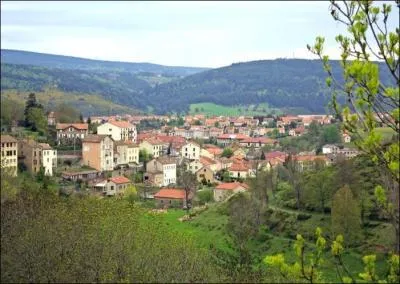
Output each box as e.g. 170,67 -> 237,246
375,127 -> 396,140
358,127 -> 396,144
189,102 -> 283,116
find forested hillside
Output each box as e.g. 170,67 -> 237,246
147,59 -> 393,114
1,49 -> 209,76
1,63 -> 152,109
1,51 -> 393,115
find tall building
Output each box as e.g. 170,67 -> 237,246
97,120 -> 137,143
0,135 -> 18,176
82,135 -> 114,172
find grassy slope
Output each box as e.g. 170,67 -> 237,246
154,200 -> 391,283
1,89 -> 136,116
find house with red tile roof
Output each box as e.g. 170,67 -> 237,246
202,146 -> 223,158
56,123 -> 89,145
228,161 -> 250,179
181,141 -> 201,160
145,156 -> 177,186
82,135 -> 114,172
265,151 -> 287,160
139,137 -> 166,158
95,175 -> 132,196
217,133 -> 250,147
214,182 -> 249,202
239,137 -> 277,148
289,126 -> 306,137
154,188 -> 191,208
199,156 -> 220,172
97,120 -> 137,143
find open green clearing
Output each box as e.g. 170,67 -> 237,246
189,102 -> 283,116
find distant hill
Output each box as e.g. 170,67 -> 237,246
1,63 -> 152,109
146,59 -> 393,114
1,50 -> 394,115
1,49 -> 210,76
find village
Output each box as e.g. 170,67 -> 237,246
0,110 -> 361,208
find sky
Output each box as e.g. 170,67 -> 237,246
1,1 -> 399,68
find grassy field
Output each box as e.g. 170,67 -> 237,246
189,102 -> 283,116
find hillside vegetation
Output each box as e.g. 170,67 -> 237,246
1,50 -> 394,115
1,89 -> 135,117
1,49 -> 209,76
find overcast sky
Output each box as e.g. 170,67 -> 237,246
1,1 -> 398,68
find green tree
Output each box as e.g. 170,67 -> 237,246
332,185 -> 362,247
307,0 -> 399,252
124,184 -> 138,205
283,154 -> 302,210
26,107 -> 47,135
226,192 -> 258,279
24,93 -> 43,128
322,124 -> 341,144
302,168 -> 335,212
1,98 -> 24,129
139,149 -> 152,163
221,148 -> 234,158
177,166 -> 197,213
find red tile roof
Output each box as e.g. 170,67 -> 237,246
200,156 -> 216,166
265,151 -> 287,160
155,135 -> 186,144
56,123 -> 88,130
295,155 -> 328,162
217,133 -> 250,140
108,120 -> 134,128
83,134 -> 111,143
154,188 -> 186,199
0,135 -> 17,143
215,182 -> 249,190
109,176 -> 131,184
205,147 -> 223,155
143,137 -> 165,145
229,162 -> 249,172
39,143 -> 52,150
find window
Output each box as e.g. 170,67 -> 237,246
193,148 -> 195,151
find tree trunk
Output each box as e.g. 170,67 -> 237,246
295,185 -> 300,210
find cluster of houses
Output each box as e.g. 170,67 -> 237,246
1,111 -> 361,208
